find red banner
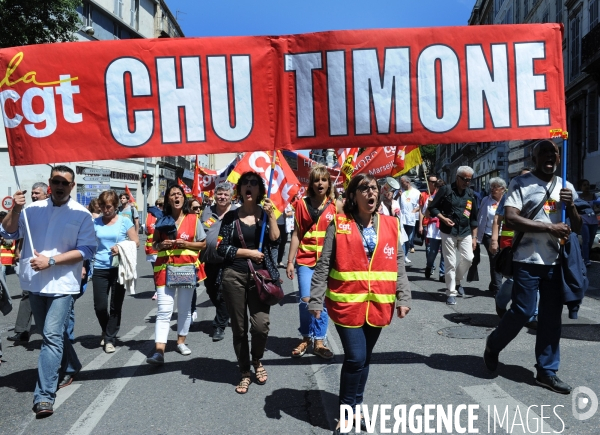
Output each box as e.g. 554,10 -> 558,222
0,24 -> 566,165
353,147 -> 398,177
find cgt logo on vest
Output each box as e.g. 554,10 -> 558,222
325,212 -> 334,222
338,219 -> 352,234
179,232 -> 191,241
383,243 -> 395,259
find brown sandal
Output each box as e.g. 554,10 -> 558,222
313,339 -> 334,359
291,337 -> 311,358
252,360 -> 268,385
235,372 -> 252,394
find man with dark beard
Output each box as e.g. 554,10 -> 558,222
484,140 -> 582,394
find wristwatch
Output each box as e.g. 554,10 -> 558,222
48,257 -> 56,267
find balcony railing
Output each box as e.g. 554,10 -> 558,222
582,23 -> 600,72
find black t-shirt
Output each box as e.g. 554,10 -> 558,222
230,220 -> 264,273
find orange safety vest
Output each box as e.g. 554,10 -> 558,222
0,240 -> 16,266
145,213 -> 158,256
294,197 -> 336,267
326,214 -> 399,328
153,214 -> 206,286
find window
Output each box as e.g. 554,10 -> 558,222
555,0 -> 563,24
591,0 -> 599,30
515,0 -> 521,23
570,13 -> 581,80
589,92 -> 599,153
495,0 -> 505,18
114,0 -> 123,18
524,0 -> 530,17
542,6 -> 549,23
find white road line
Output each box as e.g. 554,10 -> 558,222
462,383 -> 558,434
144,307 -> 157,321
54,384 -> 82,409
81,325 -> 146,372
65,336 -> 155,435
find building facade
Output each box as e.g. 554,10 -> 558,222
0,0 -> 188,214
438,0 -> 600,191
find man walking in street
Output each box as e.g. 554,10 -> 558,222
420,175 -> 445,282
0,166 -> 96,418
7,182 -> 48,344
200,182 -> 237,342
399,176 -> 421,263
483,140 -> 581,394
428,166 -> 478,305
119,193 -> 140,233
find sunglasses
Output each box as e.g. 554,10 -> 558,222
457,175 -> 472,183
51,179 -> 72,186
242,179 -> 260,186
191,206 -> 201,211
357,185 -> 378,193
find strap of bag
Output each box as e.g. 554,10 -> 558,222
512,176 -> 557,251
235,219 -> 259,277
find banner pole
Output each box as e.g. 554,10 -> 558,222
258,151 -> 277,253
420,146 -> 431,196
12,166 -> 35,256
561,138 -> 567,224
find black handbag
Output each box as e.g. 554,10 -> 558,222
495,177 -> 557,278
412,231 -> 424,246
235,220 -> 284,306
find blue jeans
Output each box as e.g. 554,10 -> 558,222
488,262 -> 563,377
403,225 -> 415,256
297,265 -> 328,339
495,278 -> 538,321
425,238 -> 445,276
335,323 -> 382,407
29,293 -> 82,404
581,223 -> 598,265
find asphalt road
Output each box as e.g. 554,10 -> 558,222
1,239 -> 599,435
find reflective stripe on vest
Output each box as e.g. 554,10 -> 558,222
500,230 -> 514,237
0,243 -> 16,266
325,214 -> 399,328
145,214 -> 158,255
294,198 -> 336,267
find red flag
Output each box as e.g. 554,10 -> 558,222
228,151 -> 300,217
352,147 -> 397,177
336,148 -> 359,167
392,146 -> 422,177
178,178 -> 193,197
124,185 -> 136,206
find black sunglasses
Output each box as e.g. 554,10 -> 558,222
51,179 -> 72,186
191,206 -> 201,211
457,175 -> 472,183
241,179 -> 259,186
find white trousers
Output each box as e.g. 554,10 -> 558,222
440,233 -> 474,296
155,286 -> 194,343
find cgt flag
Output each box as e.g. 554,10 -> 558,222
178,178 -> 193,197
392,146 -> 423,177
124,185 -> 137,208
228,151 -> 300,217
352,146 -> 397,177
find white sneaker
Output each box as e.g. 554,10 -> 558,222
104,343 -> 116,353
176,343 -> 191,356
405,257 -> 412,264
191,311 -> 198,322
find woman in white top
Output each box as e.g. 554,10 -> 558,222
476,177 -> 506,295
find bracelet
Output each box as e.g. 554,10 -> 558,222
287,260 -> 294,264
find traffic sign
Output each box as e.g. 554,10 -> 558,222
83,168 -> 111,175
84,184 -> 105,189
83,176 -> 110,182
2,196 -> 14,210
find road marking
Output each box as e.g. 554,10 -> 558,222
462,383 -> 558,434
144,307 -> 157,321
54,383 -> 82,409
66,336 -> 155,435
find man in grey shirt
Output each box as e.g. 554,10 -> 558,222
484,140 -> 581,395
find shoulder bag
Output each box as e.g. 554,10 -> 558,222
495,177 -> 557,278
165,216 -> 197,288
235,219 -> 284,306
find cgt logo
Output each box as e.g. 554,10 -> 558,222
572,386 -> 598,421
179,232 -> 191,241
383,243 -> 395,259
325,212 -> 334,222
383,146 -> 396,158
1,53 -> 82,138
338,219 -> 352,234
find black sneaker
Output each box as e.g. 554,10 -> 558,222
483,337 -> 499,372
439,275 -> 445,283
7,331 -> 29,343
495,306 -> 507,318
535,375 -> 573,394
424,267 -> 432,279
212,327 -> 225,342
32,402 -> 53,418
525,319 -> 538,330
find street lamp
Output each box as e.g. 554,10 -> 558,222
80,26 -> 95,36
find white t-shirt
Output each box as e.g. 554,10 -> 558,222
399,188 -> 421,226
422,201 -> 441,240
484,200 -> 499,235
504,173 -> 577,265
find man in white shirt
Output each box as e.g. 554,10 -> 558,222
399,176 -> 421,263
484,140 -> 582,394
0,165 -> 97,418
119,193 -> 140,233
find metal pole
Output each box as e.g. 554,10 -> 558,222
12,166 -> 35,255
561,138 -> 567,223
143,158 -> 148,228
258,151 -> 277,253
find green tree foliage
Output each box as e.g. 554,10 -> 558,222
420,144 -> 437,175
0,0 -> 82,48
